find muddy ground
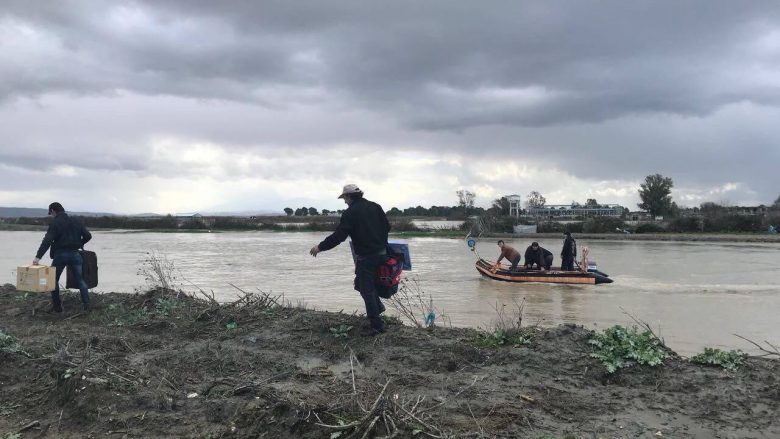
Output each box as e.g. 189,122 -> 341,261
1,284 -> 778,439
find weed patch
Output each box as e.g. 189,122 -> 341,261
472,329 -> 531,348
330,324 -> 353,339
105,303 -> 152,327
0,330 -> 28,357
691,348 -> 747,371
589,325 -> 668,373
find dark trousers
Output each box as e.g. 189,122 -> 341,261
509,256 -> 521,271
355,254 -> 386,331
51,251 -> 90,307
561,257 -> 575,271
544,254 -> 553,270
527,254 -> 554,270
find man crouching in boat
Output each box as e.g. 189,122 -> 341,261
310,184 -> 391,336
493,240 -> 522,272
524,242 -> 553,271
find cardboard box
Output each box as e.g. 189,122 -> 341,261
16,265 -> 56,293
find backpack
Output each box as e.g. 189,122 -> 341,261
375,250 -> 404,299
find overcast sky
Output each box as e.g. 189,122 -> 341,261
1,1 -> 778,214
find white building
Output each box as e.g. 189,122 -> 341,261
506,194 -> 522,217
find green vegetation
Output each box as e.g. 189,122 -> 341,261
0,403 -> 19,417
1,433 -> 22,439
105,303 -> 152,327
638,173 -> 674,217
589,325 -> 668,373
472,329 -> 531,348
154,296 -> 188,317
329,324 -> 353,339
0,330 -> 28,357
691,348 -> 747,371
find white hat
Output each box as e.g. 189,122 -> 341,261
338,184 -> 363,199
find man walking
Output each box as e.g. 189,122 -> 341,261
524,242 -> 553,271
310,185 -> 391,335
33,202 -> 92,312
560,231 -> 577,271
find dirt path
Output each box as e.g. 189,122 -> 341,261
1,284 -> 778,438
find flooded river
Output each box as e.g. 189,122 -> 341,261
2,230 -> 778,354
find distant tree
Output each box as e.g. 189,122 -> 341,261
585,198 -> 599,207
773,195 -> 780,210
283,207 -> 294,216
308,207 -> 319,216
700,202 -> 724,216
386,207 -> 403,216
525,191 -> 546,209
322,209 -> 331,216
456,190 -> 476,210
294,207 -> 309,216
637,174 -> 674,217
490,197 -> 510,216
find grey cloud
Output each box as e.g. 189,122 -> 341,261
3,1 -> 780,127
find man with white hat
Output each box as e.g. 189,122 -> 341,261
310,184 -> 391,335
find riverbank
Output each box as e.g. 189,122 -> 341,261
1,285 -> 777,438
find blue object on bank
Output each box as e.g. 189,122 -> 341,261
425,311 -> 435,327
349,239 -> 412,271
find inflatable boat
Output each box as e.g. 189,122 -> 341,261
475,258 -> 613,285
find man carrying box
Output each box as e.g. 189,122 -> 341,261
32,202 -> 93,313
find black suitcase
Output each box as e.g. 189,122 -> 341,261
67,250 -> 98,289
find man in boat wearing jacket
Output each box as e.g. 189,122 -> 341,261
524,242 -> 553,271
493,240 -> 522,272
560,232 -> 577,271
310,184 -> 391,335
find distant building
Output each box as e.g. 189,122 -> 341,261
506,194 -> 522,217
528,204 -> 625,219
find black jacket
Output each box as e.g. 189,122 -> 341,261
36,212 -> 92,259
561,236 -> 577,260
524,245 -> 552,267
318,197 -> 390,256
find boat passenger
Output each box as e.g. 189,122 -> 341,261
524,242 -> 553,271
560,231 -> 577,271
494,240 -> 522,272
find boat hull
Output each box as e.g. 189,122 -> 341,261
475,259 -> 612,284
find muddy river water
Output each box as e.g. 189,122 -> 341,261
2,230 -> 778,355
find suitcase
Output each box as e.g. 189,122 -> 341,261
66,250 -> 98,289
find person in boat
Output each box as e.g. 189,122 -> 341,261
310,184 -> 391,336
494,240 -> 522,272
560,231 -> 577,271
524,242 -> 553,271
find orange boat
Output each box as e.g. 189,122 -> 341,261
475,258 -> 613,285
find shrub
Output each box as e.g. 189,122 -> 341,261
634,222 -> 666,234
472,329 -> 531,348
389,217 -> 420,232
691,348 -> 747,371
667,217 -> 702,233
703,215 -> 763,232
589,325 -> 668,373
582,217 -> 626,233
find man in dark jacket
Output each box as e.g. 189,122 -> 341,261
560,232 -> 577,271
524,242 -> 553,271
33,202 -> 92,312
310,184 -> 391,335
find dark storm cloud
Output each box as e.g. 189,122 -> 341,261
2,0 -> 779,207
4,1 -> 780,127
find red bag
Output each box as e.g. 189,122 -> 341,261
376,255 -> 403,287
